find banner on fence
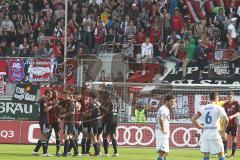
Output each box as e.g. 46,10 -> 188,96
0,100 -> 39,120
194,95 -> 240,114
24,59 -> 52,82
54,59 -> 76,84
7,58 -> 25,83
12,83 -> 38,104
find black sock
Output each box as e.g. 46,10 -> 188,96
103,139 -> 109,154
68,139 -> 73,152
75,140 -> 78,150
223,140 -> 227,154
81,138 -> 86,154
70,139 -> 78,154
112,139 -> 118,154
93,143 -> 98,155
34,140 -> 41,152
41,140 -> 48,154
86,139 -> 91,153
56,139 -> 60,153
46,140 -> 49,153
97,142 -> 101,155
232,142 -> 237,156
63,139 -> 70,155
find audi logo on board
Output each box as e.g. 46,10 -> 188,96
116,125 -> 155,146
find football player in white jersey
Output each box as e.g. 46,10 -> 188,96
155,94 -> 176,160
191,92 -> 229,160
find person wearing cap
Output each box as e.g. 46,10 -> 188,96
227,17 -> 237,49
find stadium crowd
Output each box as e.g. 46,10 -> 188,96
0,0 -> 240,79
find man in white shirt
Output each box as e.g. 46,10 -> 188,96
227,18 -> 237,49
141,37 -> 153,62
155,94 -> 176,160
191,92 -> 229,160
141,37 -> 154,75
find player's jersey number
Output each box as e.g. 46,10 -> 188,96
205,111 -> 212,124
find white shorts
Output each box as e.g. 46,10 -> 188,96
156,138 -> 169,153
200,139 -> 224,155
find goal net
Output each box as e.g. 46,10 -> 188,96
86,82 -> 240,148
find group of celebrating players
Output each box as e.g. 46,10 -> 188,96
32,85 -> 119,157
156,92 -> 240,160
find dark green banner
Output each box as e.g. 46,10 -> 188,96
0,99 -> 39,120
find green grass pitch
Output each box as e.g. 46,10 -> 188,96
0,144 -> 239,160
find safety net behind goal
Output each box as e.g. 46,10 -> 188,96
86,82 -> 240,148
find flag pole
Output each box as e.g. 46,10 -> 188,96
63,0 -> 68,90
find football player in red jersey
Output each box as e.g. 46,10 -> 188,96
223,92 -> 240,158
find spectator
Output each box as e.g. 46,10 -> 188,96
94,18 -> 106,45
82,14 -> 94,51
114,30 -> 124,53
193,19 -> 207,40
120,15 -> 130,39
141,37 -> 153,74
228,17 -> 237,49
149,25 -> 161,44
122,39 -> 134,62
195,39 -> 208,80
125,20 -> 136,40
171,8 -> 184,34
99,70 -> 106,82
167,30 -> 181,43
128,3 -> 140,23
53,18 -> 64,37
1,14 -> 15,33
7,41 -> 19,57
139,7 -> 149,29
161,7 -> 171,43
145,0 -> 153,12
135,27 -> 146,45
149,4 -> 160,24
67,38 -> 80,58
105,28 -> 115,44
114,71 -> 124,82
105,28 -> 115,52
89,0 -> 100,15
182,37 -> 196,80
168,37 -> 182,70
207,24 -> 216,43
225,2 -> 237,16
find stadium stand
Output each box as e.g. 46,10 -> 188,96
0,0 -> 239,60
